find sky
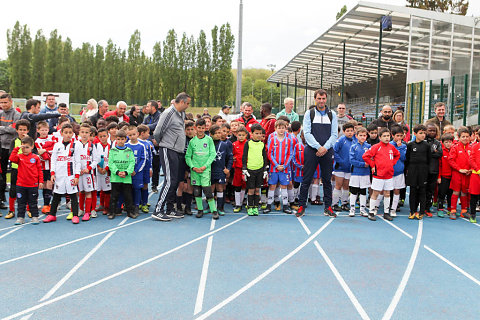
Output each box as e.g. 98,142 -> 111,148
1,0 -> 479,72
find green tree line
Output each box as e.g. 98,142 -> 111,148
4,21 -> 235,107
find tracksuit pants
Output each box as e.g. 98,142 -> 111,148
16,186 -> 39,218
154,147 -> 180,214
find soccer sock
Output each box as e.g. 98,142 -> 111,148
274,187 -> 281,203
85,197 -> 92,214
99,191 -> 105,207
176,195 -> 183,209
261,190 -> 267,204
376,195 -> 384,208
133,189 -> 141,207
248,194 -> 255,208
471,195 -> 479,218
391,194 -> 400,212
341,189 -> 349,205
207,198 -> 217,213
195,197 -> 204,211
235,191 -> 242,206
91,192 -> 97,211
384,197 -> 390,214
287,188 -> 295,203
217,192 -> 224,210
79,193 -> 85,211
460,195 -> 469,210
254,194 -> 260,207
267,189 -> 274,204
104,193 -> 111,211
43,189 -> 52,206
332,188 -> 342,206
240,189 -> 246,204
349,193 -> 357,209
369,198 -> 376,214
451,194 -> 459,211
141,188 -> 148,206
9,197 -> 15,212
359,194 -> 367,212
311,184 -> 319,201
294,187 -> 299,200
281,188 -> 288,206
184,193 -> 192,210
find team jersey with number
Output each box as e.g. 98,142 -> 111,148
50,139 -> 80,178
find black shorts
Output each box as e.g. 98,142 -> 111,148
177,157 -> 189,182
246,169 -> 264,190
43,170 -> 51,182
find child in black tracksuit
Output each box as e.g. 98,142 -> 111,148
425,123 -> 442,215
405,124 -> 431,220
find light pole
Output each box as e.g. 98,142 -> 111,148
235,0 -> 243,113
267,64 -> 276,106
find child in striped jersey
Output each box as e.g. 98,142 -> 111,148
35,121 -> 55,214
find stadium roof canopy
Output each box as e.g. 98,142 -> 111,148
267,1 -> 478,90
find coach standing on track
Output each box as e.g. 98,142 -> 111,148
296,89 -> 338,218
151,92 -> 190,222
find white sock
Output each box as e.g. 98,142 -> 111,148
240,189 -> 246,204
311,184 -> 319,200
281,188 -> 288,206
359,194 -> 367,212
261,192 -> 266,204
376,194 -> 384,208
274,187 -> 281,202
341,189 -> 349,205
235,192 -> 241,206
332,188 -> 342,206
349,193 -> 357,208
308,184 -> 313,200
267,189 -> 274,204
384,197 -> 390,214
391,194 -> 400,212
287,188 -> 294,203
331,179 -> 336,189
370,198 -> 377,214
294,187 -> 299,200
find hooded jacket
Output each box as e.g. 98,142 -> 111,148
349,141 -> 371,176
0,107 -> 21,150
333,135 -> 354,173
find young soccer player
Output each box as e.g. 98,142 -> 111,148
185,118 -> 218,219
265,120 -> 294,214
242,124 -> 268,216
425,123 -> 442,217
107,130 -> 136,220
349,127 -> 371,217
292,132 -> 305,205
229,120 -> 240,143
389,125 -> 407,217
232,126 -> 248,212
76,123 -> 98,221
448,126 -> 472,219
43,123 -> 81,224
138,124 -> 154,213
469,127 -> 480,223
362,127 -> 400,221
35,121 -> 55,214
210,124 -> 233,215
9,137 -> 43,224
175,121 -> 194,215
94,128 -> 112,215
366,123 -> 380,146
332,122 -> 355,212
405,124 -> 431,220
437,133 -> 454,217
5,119 -> 30,219
126,125 -> 147,218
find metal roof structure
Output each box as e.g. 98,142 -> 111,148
267,1 -> 478,90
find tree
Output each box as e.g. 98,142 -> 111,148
31,30 -> 47,95
0,60 -> 10,91
45,29 -> 62,92
406,0 -> 469,15
161,29 -> 178,101
94,44 -> 104,99
336,5 -> 347,20
126,30 -> 141,104
7,22 -> 32,97
196,30 -> 211,107
61,38 -> 73,93
218,24 -> 235,105
210,26 -> 219,107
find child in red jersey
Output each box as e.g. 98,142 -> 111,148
362,127 -> 400,221
232,126 -> 248,212
448,126 -> 472,219
9,137 -> 43,225
468,127 -> 480,223
437,133 -> 454,217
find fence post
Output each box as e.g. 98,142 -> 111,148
450,76 -> 455,123
409,83 -> 414,132
463,74 -> 468,126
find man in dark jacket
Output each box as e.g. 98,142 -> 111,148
89,100 -> 109,127
20,99 -> 60,139
426,102 -> 451,134
143,100 -> 161,132
49,103 -> 76,133
370,105 -> 395,132
143,100 -> 162,190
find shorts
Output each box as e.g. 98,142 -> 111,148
143,168 -> 150,185
177,159 -> 188,182
78,173 -> 96,192
43,170 -> 51,183
371,177 -> 394,191
97,173 -> 112,191
334,171 -> 351,180
349,175 -> 371,188
54,175 -> 79,194
450,171 -> 470,194
246,169 -> 263,190
232,167 -> 246,188
211,172 -> 227,185
268,171 -> 290,186
191,170 -> 211,187
132,173 -> 145,189
392,174 -> 406,189
469,173 -> 480,195
293,175 -> 303,183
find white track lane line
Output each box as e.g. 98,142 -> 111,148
194,219 -> 216,315
382,220 -> 423,320
0,227 -> 22,240
0,201 -> 68,232
298,218 -> 370,320
2,215 -> 248,320
461,217 -> 480,227
195,219 -> 334,320
0,216 -> 150,267
378,216 -> 413,239
424,245 -> 480,286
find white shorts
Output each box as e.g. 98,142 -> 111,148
96,173 -> 112,191
393,174 -> 406,189
349,175 -> 371,189
78,173 -> 96,192
334,171 -> 351,179
371,177 -> 394,191
54,175 -> 79,195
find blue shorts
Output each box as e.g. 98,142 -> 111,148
293,175 -> 303,183
132,173 -> 144,189
211,172 -> 226,184
268,171 -> 290,186
143,166 -> 150,184
313,165 -> 321,179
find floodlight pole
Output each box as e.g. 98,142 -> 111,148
305,64 -> 309,110
341,42 -> 345,102
375,20 -> 383,118
235,0 -> 243,113
294,71 -> 297,112
321,54 -> 324,88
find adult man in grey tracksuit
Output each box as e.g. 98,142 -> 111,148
151,93 -> 190,221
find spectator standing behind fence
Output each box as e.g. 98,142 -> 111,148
80,99 -> 98,123
277,97 -> 299,123
393,110 -> 410,142
336,102 -> 352,137
426,102 -> 451,134
90,100 -> 109,127
104,101 -> 130,123
49,103 -> 76,133
370,105 -> 395,132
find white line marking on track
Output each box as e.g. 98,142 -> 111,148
0,216 -> 151,267
195,219 -> 334,320
382,220 -> 423,320
2,215 -> 248,320
297,218 -> 370,320
378,216 -> 413,239
0,212 -> 69,232
461,217 -> 480,227
0,227 -> 22,240
424,245 -> 480,286
194,219 -> 216,315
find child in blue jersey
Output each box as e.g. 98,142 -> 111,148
332,122 -> 355,212
348,127 -> 371,217
389,125 -> 407,217
138,124 -> 154,213
126,125 -> 147,218
210,124 -> 233,215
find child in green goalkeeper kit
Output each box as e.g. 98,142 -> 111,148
185,118 -> 219,219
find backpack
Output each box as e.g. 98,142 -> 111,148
310,108 -> 333,125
